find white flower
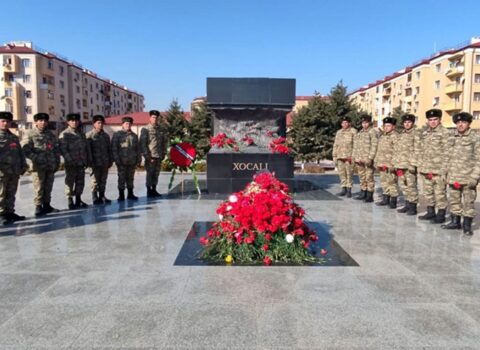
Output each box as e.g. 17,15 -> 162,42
226,205 -> 232,211
228,194 -> 238,203
219,214 -> 224,221
285,234 -> 294,243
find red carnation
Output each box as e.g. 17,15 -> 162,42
199,237 -> 209,246
262,244 -> 269,251
396,169 -> 404,177
453,182 -> 462,190
263,256 -> 272,266
427,172 -> 433,180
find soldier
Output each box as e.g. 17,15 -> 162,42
374,117 -> 399,208
111,116 -> 141,201
332,116 -> 357,197
59,113 -> 91,209
418,108 -> 452,224
441,112 -> 480,236
392,114 -> 421,215
86,115 -> 112,205
140,110 -> 165,198
0,111 -> 27,225
22,112 -> 61,216
352,114 -> 378,203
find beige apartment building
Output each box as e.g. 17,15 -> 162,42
1,41 -> 144,132
350,37 -> 480,128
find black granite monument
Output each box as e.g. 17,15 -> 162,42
206,77 -> 295,193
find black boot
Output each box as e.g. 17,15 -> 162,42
364,191 -> 374,203
389,196 -> 397,209
118,189 -> 125,202
355,190 -> 366,200
4,212 -> 26,224
43,203 -> 58,214
431,209 -> 446,224
147,186 -> 155,198
441,214 -> 461,229
35,205 -> 44,217
337,187 -> 347,196
75,195 -> 88,208
376,195 -> 390,206
151,186 -> 162,198
397,201 -> 410,213
346,188 -> 352,198
68,197 -> 75,210
406,202 -> 418,216
99,191 -> 111,204
127,188 -> 138,200
419,206 -> 435,220
463,217 -> 474,236
92,191 -> 102,205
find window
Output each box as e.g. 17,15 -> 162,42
76,99 -> 81,108
415,86 -> 420,94
415,71 -> 421,79
475,74 -> 480,84
96,94 -> 99,101
454,94 -> 460,103
435,63 -> 441,72
76,86 -> 80,93
59,80 -> 64,89
376,86 -> 379,93
434,80 -> 440,89
60,95 -> 65,106
47,90 -> 54,100
47,59 -> 53,70
4,88 -> 12,97
476,55 -> 480,64
21,59 -> 30,68
473,111 -> 480,120
25,106 -> 32,114
95,82 -> 99,89
25,90 -> 32,98
61,109 -> 65,117
433,97 -> 439,106
75,73 -> 80,81
90,84 -> 93,92
474,93 -> 480,102
59,66 -> 64,76
23,74 -> 31,83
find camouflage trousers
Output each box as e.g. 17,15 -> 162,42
337,160 -> 353,188
379,171 -> 399,197
356,164 -> 375,192
64,166 -> 85,198
421,174 -> 447,210
448,186 -> 477,218
397,170 -> 418,203
0,173 -> 19,215
31,170 -> 55,206
90,166 -> 109,192
145,158 -> 162,187
117,164 -> 136,190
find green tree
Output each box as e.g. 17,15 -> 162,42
166,99 -> 187,142
328,81 -> 362,127
188,101 -> 212,159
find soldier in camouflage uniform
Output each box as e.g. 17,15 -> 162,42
22,113 -> 61,216
374,117 -> 399,208
392,114 -> 421,215
0,111 -> 27,225
111,116 -> 141,201
332,116 -> 357,197
441,112 -> 480,236
352,114 -> 378,203
418,108 -> 452,224
86,115 -> 112,205
59,113 -> 92,209
140,110 -> 165,198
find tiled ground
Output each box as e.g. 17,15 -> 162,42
0,171 -> 479,349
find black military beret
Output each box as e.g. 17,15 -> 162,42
452,112 -> 473,124
122,116 -> 133,124
149,110 -> 160,117
360,114 -> 372,122
0,111 -> 13,121
34,113 -> 49,121
92,114 -> 105,123
426,108 -> 442,119
401,114 -> 416,123
383,117 -> 397,125
340,116 -> 351,123
66,113 -> 81,121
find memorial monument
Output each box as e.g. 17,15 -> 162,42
206,77 -> 295,193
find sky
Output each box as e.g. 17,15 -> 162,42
2,0 -> 480,111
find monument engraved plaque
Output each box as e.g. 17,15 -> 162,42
206,78 -> 295,193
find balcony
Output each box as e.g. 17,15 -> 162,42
403,96 -> 413,102
445,83 -> 463,94
382,89 -> 391,97
445,65 -> 464,78
2,55 -> 19,73
3,85 -> 22,118
443,102 -> 462,112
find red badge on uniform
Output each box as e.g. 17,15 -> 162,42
396,169 -> 404,177
453,182 -> 462,189
427,172 -> 433,180
170,142 -> 196,167
9,142 -> 17,148
46,143 -> 53,150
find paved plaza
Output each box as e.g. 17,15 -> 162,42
1,171 -> 480,349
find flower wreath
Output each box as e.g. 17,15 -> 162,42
167,137 -> 201,194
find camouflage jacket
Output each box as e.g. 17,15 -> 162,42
374,130 -> 398,169
446,128 -> 480,184
86,129 -> 112,167
21,127 -> 60,172
332,127 -> 357,161
352,127 -> 378,163
418,125 -> 452,175
59,127 -> 91,167
0,129 -> 27,176
140,124 -> 165,160
392,127 -> 422,169
111,130 -> 141,166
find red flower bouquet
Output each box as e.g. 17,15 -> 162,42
200,172 -> 320,265
268,136 -> 290,154
210,133 -> 239,151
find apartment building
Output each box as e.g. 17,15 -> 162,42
350,37 -> 480,128
0,41 -> 144,131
